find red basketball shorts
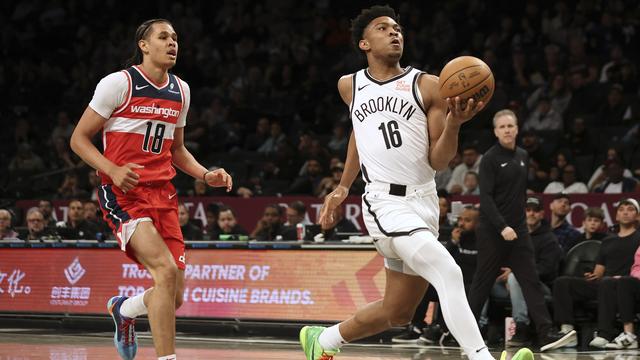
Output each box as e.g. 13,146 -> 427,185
97,181 -> 185,270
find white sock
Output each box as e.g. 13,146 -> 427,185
157,355 -> 176,360
120,290 -> 148,318
560,324 -> 574,334
318,324 -> 346,350
392,233 -> 492,360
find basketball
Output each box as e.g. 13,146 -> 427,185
438,56 -> 494,106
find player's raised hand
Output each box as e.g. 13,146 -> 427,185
110,163 -> 144,193
445,97 -> 485,127
319,185 -> 349,229
204,168 -> 233,192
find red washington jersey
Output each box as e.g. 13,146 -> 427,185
89,65 -> 190,184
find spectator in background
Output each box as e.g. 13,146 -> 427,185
287,157 -> 325,195
178,203 -> 203,240
435,153 -> 461,192
327,123 -> 348,156
526,73 -> 572,117
49,111 -> 75,142
56,199 -> 98,240
55,172 -> 90,200
83,200 -> 111,239
244,117 -> 271,151
285,201 -> 312,226
8,143 -> 45,176
0,209 -> 19,240
549,194 -> 581,254
446,144 -> 482,195
86,169 -> 101,201
566,207 -> 608,250
213,205 -> 248,239
544,198 -> 640,350
251,204 -> 285,241
438,191 -> 454,244
604,246 -> 640,349
543,164 -> 588,194
588,147 -> 633,190
462,171 -> 480,195
592,159 -> 640,193
561,117 -> 594,158
19,208 -> 59,241
204,203 -> 221,240
38,199 -> 57,228
597,84 -> 633,127
257,120 -> 286,155
317,162 -> 343,198
50,136 -> 83,171
523,96 -> 563,131
521,130 -> 550,192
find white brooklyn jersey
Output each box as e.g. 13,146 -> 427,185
350,66 -> 435,185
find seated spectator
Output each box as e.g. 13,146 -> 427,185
257,120 -> 286,155
497,196 -> 563,346
602,246 -> 640,349
178,203 -> 203,240
244,117 -> 270,151
327,123 -> 348,156
19,208 -> 59,241
542,198 -> 640,351
55,172 -> 90,200
56,199 -> 99,239
83,200 -> 111,240
437,191 -> 454,244
588,147 -> 633,190
8,143 -> 45,176
38,199 -> 57,228
521,130 -> 551,192
213,205 -> 248,239
565,207 -> 608,250
0,209 -> 19,240
320,205 -> 359,241
592,159 -> 640,193
316,162 -> 343,198
287,157 -> 325,195
203,203 -> 221,239
462,171 -> 480,195
435,153 -> 461,192
550,194 -> 581,253
543,164 -> 588,194
251,204 -> 285,241
446,144 -> 482,195
280,201 -> 313,240
523,96 -> 563,131
49,111 -> 75,142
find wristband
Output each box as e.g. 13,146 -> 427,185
203,170 -> 211,182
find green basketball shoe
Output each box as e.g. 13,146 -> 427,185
500,347 -> 534,360
299,326 -> 339,360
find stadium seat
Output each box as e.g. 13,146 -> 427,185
562,240 -> 601,277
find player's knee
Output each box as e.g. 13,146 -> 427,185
152,261 -> 179,286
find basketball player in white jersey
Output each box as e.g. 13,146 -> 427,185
71,19 -> 231,360
299,6 -> 532,360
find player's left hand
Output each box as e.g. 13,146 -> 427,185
445,97 -> 485,127
204,168 -> 233,192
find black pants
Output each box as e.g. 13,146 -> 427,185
469,223 -> 552,335
617,276 -> 640,324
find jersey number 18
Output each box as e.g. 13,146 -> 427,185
142,121 -> 166,154
378,120 -> 402,149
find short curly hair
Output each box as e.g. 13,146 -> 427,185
350,5 -> 399,52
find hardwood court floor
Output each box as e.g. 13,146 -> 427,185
0,329 -> 637,359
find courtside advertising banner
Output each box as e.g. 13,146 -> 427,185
0,249 -> 385,321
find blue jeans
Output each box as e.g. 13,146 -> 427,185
479,273 -> 551,326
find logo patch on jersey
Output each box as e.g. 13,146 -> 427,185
357,84 -> 370,91
135,85 -> 149,90
395,80 -> 410,91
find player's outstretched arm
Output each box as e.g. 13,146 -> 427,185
171,127 -> 232,192
420,74 -> 484,171
70,106 -> 143,192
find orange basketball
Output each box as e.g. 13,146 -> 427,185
438,56 -> 494,106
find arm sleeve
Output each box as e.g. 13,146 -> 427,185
176,79 -> 190,128
478,153 -> 507,231
88,72 -> 129,119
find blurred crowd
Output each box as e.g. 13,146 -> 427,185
1,0 -> 639,199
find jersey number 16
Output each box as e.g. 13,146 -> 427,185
142,121 -> 166,154
378,120 -> 402,149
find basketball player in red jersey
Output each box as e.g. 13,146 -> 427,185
70,19 -> 231,360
